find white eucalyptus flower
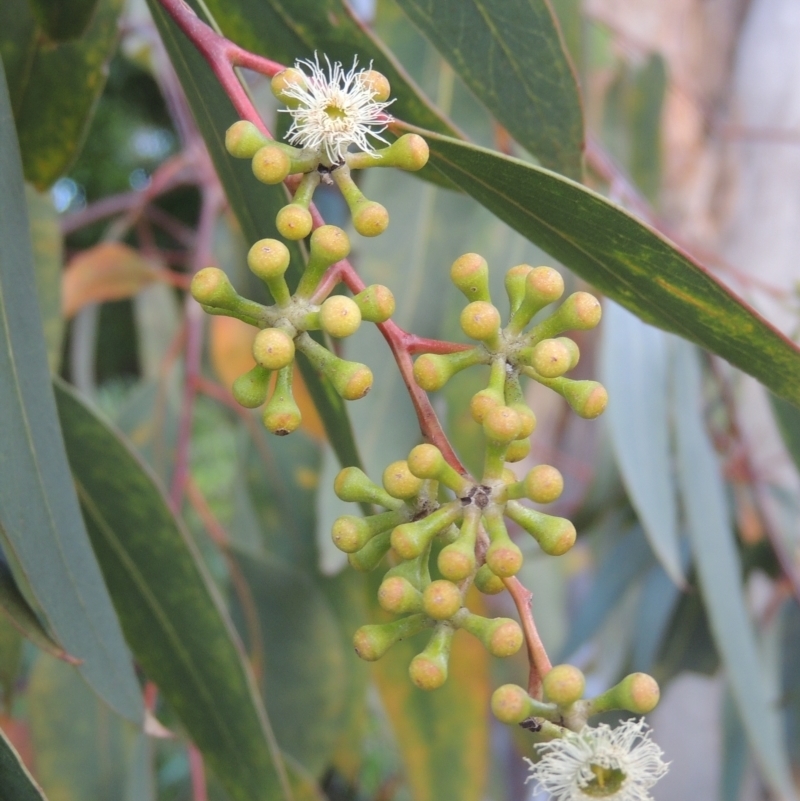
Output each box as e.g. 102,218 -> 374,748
525,718 -> 669,800
280,55 -> 394,164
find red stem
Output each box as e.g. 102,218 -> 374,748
188,744 -> 208,801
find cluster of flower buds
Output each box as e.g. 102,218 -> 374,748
492,666 -> 661,734
331,460 -> 527,690
224,58 -> 429,239
191,225 -> 395,434
413,254 -> 608,456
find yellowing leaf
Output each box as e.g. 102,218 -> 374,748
62,242 -> 160,319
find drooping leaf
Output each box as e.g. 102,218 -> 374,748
0,0 -> 123,188
394,0 -> 584,178
54,378 -> 320,801
62,242 -> 161,319
0,59 -> 142,723
672,339 -> 797,800
397,127 -> 800,407
231,551 -> 350,777
146,0 -> 363,471
600,302 -> 683,584
28,0 -> 101,42
0,562 -> 80,665
25,184 -> 63,371
0,725 -> 48,801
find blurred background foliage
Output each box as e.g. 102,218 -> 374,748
1,0 -> 800,800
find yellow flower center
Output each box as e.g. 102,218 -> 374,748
581,764 -> 626,797
324,103 -> 346,120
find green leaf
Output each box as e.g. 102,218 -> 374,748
0,58 -> 143,723
28,0 -> 101,42
770,394 -> 800,473
672,339 -> 797,801
0,0 -> 123,188
53,379 -> 319,801
25,185 -> 63,372
231,551 -> 350,776
27,654 -> 138,801
401,127 -> 800,406
0,561 -> 81,665
600,302 -> 683,584
146,0 -> 363,471
0,725 -> 48,801
394,0 -> 584,178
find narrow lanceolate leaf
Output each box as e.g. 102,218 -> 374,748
399,127 -> 800,406
770,394 -> 800,473
54,380 -> 314,801
600,302 -> 683,584
28,0 -> 101,42
394,0 -> 584,178
0,60 -> 142,724
0,0 -> 123,188
0,562 -> 81,665
147,0 -> 363,471
672,340 -> 797,801
0,726 -> 48,801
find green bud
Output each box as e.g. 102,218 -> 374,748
413,348 -> 483,392
438,509 -> 479,581
491,684 -> 559,725
263,365 -> 301,435
232,365 -> 272,409
422,580 -> 462,620
247,238 -> 292,306
334,467 -> 402,509
407,444 -> 470,494
484,511 -> 523,578
271,67 -> 306,107
527,338 -> 575,378
252,145 -> 291,185
391,502 -> 463,560
524,465 -> 564,504
253,328 -> 295,371
225,120 -> 270,158
353,284 -> 395,323
295,225 -> 351,297
347,133 -> 429,171
507,266 -> 565,333
505,501 -> 576,555
378,576 -> 424,614
470,357 -> 508,423
460,301 -> 501,342
296,334 -> 372,400
191,267 -> 239,309
332,167 -> 389,236
543,664 -> 586,706
353,614 -> 429,661
331,509 -> 403,553
504,438 -> 530,463
348,529 -> 392,572
474,563 -> 506,594
319,295 -> 362,338
409,624 -> 454,690
450,253 -> 491,302
504,264 -> 533,315
276,204 -> 313,240
357,69 -> 391,101
483,406 -> 523,444
382,460 -> 424,500
528,374 -> 608,419
530,291 -> 602,342
588,673 -> 661,716
452,610 -> 523,657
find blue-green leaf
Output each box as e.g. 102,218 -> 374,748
0,725 -> 48,801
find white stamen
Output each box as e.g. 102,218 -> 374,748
280,54 -> 394,163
